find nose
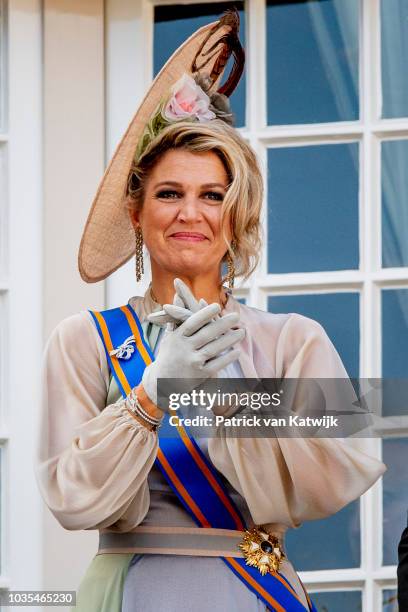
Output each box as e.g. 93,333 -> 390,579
176,194 -> 203,223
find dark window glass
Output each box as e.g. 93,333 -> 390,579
382,589 -> 398,612
382,140 -> 408,268
312,590 -> 362,611
381,0 -> 408,118
381,289 -> 408,417
267,292 -> 359,384
286,501 -> 360,570
267,0 -> 359,125
267,143 -> 359,274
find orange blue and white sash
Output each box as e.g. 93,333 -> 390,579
89,303 -> 316,612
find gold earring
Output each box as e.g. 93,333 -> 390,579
226,240 -> 236,289
135,227 -> 144,282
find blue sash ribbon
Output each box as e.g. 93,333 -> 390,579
89,304 -> 316,612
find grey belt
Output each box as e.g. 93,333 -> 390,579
97,526 -> 286,558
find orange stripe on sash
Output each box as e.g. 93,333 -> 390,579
121,305 -> 244,530
92,311 -> 131,395
174,420 -> 244,530
120,306 -> 152,366
224,558 -> 286,612
156,448 -> 211,528
121,306 -> 241,530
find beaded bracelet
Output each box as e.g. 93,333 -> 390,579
126,388 -> 162,431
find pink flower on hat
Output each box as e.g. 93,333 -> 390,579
162,73 -> 216,122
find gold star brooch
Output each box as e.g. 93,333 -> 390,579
239,526 -> 285,576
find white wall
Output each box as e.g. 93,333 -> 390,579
8,0 -> 43,600
42,0 -> 105,598
105,0 -> 152,307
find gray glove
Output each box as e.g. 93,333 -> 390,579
142,300 -> 245,410
147,279 -> 252,418
148,277 -> 233,334
148,278 -> 211,330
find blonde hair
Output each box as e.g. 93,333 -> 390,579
126,119 -> 263,282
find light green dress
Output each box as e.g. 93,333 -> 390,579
73,553 -> 134,612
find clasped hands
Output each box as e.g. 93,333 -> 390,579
141,278 -> 245,412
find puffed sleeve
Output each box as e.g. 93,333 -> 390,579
208,313 -> 386,528
34,311 -> 158,531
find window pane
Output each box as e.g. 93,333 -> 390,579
154,2 -> 246,127
381,0 -> 408,118
382,140 -> 408,268
382,589 -> 398,612
0,145 -> 7,278
0,296 -> 4,430
267,144 -> 359,274
0,447 -> 2,572
382,289 -> 408,416
0,0 -> 6,132
383,437 -> 408,565
267,0 -> 359,125
312,590 -> 362,611
286,501 -> 360,570
267,292 -> 360,381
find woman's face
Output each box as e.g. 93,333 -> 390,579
132,148 -> 232,279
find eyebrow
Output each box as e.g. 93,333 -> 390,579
153,181 -> 228,190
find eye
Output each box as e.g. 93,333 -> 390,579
202,191 -> 224,202
155,190 -> 181,199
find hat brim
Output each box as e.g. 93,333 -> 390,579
78,18 -> 233,283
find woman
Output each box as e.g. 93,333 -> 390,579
35,11 -> 385,612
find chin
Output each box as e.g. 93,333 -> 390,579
154,248 -> 218,277
167,256 -> 209,277
172,262 -> 205,276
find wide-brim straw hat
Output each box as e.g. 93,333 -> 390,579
78,10 -> 244,283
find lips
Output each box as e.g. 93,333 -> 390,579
169,232 -> 207,241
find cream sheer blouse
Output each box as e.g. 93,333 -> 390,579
35,289 -> 386,534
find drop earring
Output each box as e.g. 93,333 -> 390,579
135,226 -> 144,282
226,240 -> 236,289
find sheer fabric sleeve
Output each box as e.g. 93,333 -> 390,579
208,313 -> 386,528
35,311 -> 158,531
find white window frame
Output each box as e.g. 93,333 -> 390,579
1,0 -> 43,605
106,0 -> 407,609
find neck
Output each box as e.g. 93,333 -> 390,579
150,266 -> 227,308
